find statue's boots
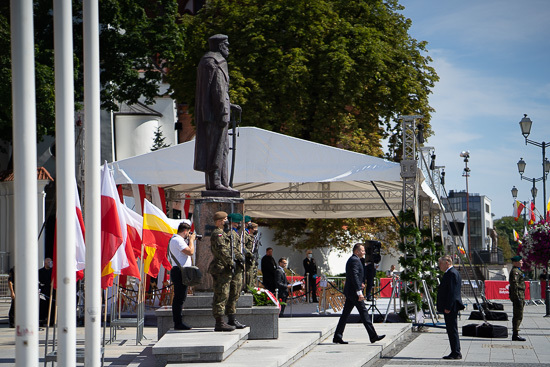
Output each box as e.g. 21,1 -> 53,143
214,317 -> 235,332
228,314 -> 246,329
208,170 -> 230,191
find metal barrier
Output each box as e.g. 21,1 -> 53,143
529,281 -> 544,305
461,279 -> 484,300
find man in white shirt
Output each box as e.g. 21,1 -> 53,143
169,221 -> 196,330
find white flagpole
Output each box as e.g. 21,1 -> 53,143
83,0 -> 102,365
10,0 -> 39,364
54,0 -> 77,365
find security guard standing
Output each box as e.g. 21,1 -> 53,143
208,211 -> 246,331
509,255 -> 526,341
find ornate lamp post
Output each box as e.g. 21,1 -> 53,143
519,114 -> 550,317
517,157 -> 547,210
460,151 -> 471,257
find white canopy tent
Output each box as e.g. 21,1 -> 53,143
111,127 -> 438,219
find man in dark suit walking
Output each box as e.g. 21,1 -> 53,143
437,255 -> 464,360
333,243 -> 385,344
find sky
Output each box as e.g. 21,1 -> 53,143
397,0 -> 550,220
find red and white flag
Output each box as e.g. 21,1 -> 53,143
52,180 -> 86,288
101,162 -> 124,288
528,201 -> 536,225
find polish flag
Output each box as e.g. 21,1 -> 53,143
100,163 -> 123,288
52,181 -> 86,288
528,201 -> 536,225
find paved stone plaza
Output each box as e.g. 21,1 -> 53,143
1,298 -> 550,366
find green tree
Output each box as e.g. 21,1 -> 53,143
493,216 -> 525,254
169,0 -> 438,156
151,125 -> 170,151
168,0 -> 438,251
0,0 -> 183,149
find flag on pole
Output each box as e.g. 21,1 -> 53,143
458,246 -> 466,255
513,200 -> 525,221
528,201 -> 536,225
546,197 -> 550,222
52,181 -> 86,288
142,199 -> 180,277
101,162 -> 124,288
513,229 -> 522,245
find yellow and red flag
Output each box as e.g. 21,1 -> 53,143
513,200 -> 525,221
142,199 -> 179,277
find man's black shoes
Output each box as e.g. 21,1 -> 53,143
370,335 -> 385,343
174,322 -> 192,330
333,337 -> 348,344
442,353 -> 462,359
512,334 -> 526,341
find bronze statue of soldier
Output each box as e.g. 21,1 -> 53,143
194,34 -> 241,192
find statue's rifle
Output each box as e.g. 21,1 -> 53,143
229,106 -> 241,188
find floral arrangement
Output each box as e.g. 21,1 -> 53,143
248,287 -> 282,309
519,219 -> 550,270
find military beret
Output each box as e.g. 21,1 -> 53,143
227,212 -> 243,222
511,255 -> 522,262
244,215 -> 252,223
213,211 -> 228,221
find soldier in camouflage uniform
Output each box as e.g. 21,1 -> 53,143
208,211 -> 246,331
509,255 -> 526,341
244,222 -> 259,291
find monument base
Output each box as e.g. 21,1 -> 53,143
201,189 -> 241,198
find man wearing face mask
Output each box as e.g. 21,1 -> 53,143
209,211 -> 246,331
194,34 -> 241,192
244,221 -> 259,290
303,250 -> 318,303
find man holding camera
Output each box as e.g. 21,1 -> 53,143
169,221 -> 196,330
209,211 -> 247,331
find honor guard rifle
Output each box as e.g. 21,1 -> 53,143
228,219 -> 235,276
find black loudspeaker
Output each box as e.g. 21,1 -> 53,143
364,240 -> 382,264
448,221 -> 465,236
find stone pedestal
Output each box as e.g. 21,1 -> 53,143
193,197 -> 244,291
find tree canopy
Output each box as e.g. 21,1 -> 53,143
170,0 -> 438,158
169,0 -> 438,250
0,0 -> 183,148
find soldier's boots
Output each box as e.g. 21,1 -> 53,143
228,314 -> 246,329
214,317 -> 235,332
512,333 -> 526,341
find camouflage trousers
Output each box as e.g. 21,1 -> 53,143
245,265 -> 258,291
212,270 -> 243,317
512,299 -> 524,333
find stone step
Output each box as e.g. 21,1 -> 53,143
152,327 -> 249,365
291,323 -> 412,367
184,292 -> 253,309
156,305 -> 279,340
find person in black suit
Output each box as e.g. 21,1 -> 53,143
261,247 -> 277,294
275,258 -> 291,316
436,255 -> 464,360
303,250 -> 318,303
333,243 -> 385,344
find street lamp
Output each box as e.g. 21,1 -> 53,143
516,157 -> 546,209
460,150 -> 471,257
518,114 -> 550,317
